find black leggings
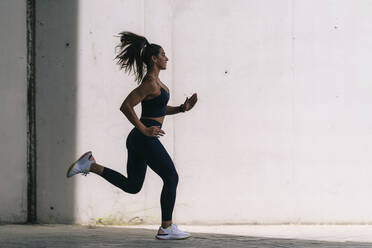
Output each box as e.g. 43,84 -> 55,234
100,119 -> 178,221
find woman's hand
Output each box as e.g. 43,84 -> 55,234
183,93 -> 198,112
142,126 -> 165,138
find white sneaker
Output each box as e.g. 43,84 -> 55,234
66,151 -> 95,178
155,224 -> 191,240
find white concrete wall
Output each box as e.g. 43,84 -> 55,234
35,0 -> 372,224
173,0 -> 372,224
0,0 -> 28,223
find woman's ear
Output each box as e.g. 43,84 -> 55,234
151,55 -> 157,64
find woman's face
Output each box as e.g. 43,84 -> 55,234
154,48 -> 168,70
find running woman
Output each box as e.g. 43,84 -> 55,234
66,32 -> 198,240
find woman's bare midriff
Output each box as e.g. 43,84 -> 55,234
141,116 -> 165,125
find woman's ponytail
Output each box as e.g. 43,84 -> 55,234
115,32 -> 162,84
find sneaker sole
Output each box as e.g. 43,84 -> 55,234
66,151 -> 92,178
155,234 -> 191,240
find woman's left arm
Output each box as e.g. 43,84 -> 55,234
166,93 -> 198,115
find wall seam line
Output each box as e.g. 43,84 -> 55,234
27,0 -> 37,224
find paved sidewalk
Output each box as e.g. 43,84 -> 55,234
0,224 -> 372,248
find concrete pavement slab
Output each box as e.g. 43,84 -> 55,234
0,224 -> 371,248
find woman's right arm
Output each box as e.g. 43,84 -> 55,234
120,81 -> 165,137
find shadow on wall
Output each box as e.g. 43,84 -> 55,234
36,0 -> 78,223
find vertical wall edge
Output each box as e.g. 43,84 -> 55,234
27,0 -> 36,224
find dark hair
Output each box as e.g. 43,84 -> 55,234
115,32 -> 162,84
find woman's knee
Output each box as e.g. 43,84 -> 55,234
173,172 -> 179,186
164,170 -> 178,189
126,182 -> 143,194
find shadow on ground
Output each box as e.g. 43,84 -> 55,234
0,225 -> 371,248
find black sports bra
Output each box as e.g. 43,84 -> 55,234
141,87 -> 170,117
